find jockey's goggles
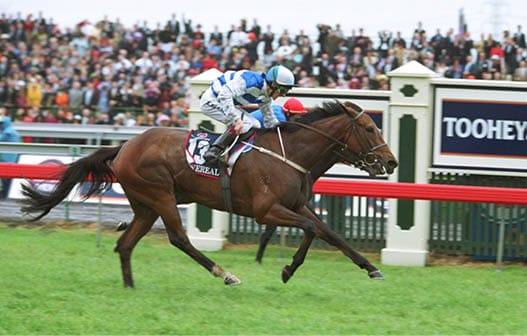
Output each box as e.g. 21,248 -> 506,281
277,85 -> 292,95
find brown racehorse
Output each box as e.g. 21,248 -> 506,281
21,100 -> 398,287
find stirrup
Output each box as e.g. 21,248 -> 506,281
204,147 -> 223,164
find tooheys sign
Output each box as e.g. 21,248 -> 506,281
433,94 -> 527,173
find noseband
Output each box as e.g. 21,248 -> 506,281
289,109 -> 387,169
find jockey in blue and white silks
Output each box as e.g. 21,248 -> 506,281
199,65 -> 296,164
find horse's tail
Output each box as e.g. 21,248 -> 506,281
20,145 -> 123,221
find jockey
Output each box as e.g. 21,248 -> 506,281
199,65 -> 296,163
250,97 -> 307,127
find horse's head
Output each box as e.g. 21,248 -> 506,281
338,101 -> 398,176
294,100 -> 397,176
280,100 -> 397,176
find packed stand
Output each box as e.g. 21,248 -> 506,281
1,12 -> 527,139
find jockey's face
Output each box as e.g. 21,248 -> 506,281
268,83 -> 291,99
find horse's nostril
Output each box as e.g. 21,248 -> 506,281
388,160 -> 398,169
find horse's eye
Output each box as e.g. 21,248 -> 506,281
366,127 -> 375,133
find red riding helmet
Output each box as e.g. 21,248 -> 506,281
282,98 -> 307,114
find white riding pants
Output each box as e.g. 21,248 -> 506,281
200,89 -> 260,133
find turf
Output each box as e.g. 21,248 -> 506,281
1,224 -> 526,335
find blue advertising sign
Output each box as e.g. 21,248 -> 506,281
368,111 -> 383,130
433,88 -> 527,172
441,100 -> 527,157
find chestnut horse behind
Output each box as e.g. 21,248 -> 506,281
21,100 -> 397,287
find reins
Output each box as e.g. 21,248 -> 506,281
241,134 -> 309,174
288,108 -> 388,169
240,107 -> 388,174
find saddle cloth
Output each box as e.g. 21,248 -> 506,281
184,129 -> 255,179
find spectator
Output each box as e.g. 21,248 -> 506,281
55,87 -> 69,111
353,27 -> 371,55
79,108 -> 94,124
316,24 -> 331,55
488,54 -> 504,78
26,77 -> 43,107
229,26 -> 249,48
445,57 -> 464,79
95,112 -> 111,125
167,97 -> 189,128
113,112 -> 126,126
135,51 -> 153,75
55,108 -> 70,123
156,113 -> 171,126
503,36 -> 518,76
314,52 -> 335,87
513,59 -> 527,81
0,80 -> 8,106
124,111 -> 137,126
82,81 -> 98,110
463,54 -> 482,79
14,81 -> 28,109
249,18 -> 261,40
0,113 -> 21,199
377,30 -> 393,58
68,81 -> 84,113
392,31 -> 407,49
142,80 -> 161,113
167,13 -> 180,42
96,80 -> 111,113
69,32 -> 90,57
261,24 -> 275,67
209,25 -> 223,45
513,25 -> 526,49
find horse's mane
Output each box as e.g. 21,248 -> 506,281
255,100 -> 358,135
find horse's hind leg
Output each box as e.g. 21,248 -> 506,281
255,225 -> 277,263
256,204 -> 318,283
114,198 -> 159,288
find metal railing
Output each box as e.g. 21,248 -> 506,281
12,123 -> 151,145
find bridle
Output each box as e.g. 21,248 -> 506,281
288,108 -> 387,170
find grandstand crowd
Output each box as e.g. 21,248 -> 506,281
1,11 -> 527,129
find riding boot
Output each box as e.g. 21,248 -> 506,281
204,130 -> 236,164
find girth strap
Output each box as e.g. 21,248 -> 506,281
219,160 -> 234,213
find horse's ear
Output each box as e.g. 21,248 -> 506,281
342,100 -> 364,112
332,99 -> 349,114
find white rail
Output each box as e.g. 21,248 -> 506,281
12,123 -> 151,145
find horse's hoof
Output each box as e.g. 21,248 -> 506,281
116,221 -> 128,231
368,270 -> 385,280
224,272 -> 241,286
281,266 -> 292,283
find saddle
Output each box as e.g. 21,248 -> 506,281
184,129 -> 256,213
184,129 -> 256,179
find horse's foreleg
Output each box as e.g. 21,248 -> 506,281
164,228 -> 241,285
281,229 -> 315,283
255,225 -> 277,263
301,206 -> 384,279
161,207 -> 241,286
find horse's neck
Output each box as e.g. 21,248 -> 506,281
283,117 -> 347,171
311,152 -> 339,179
253,116 -> 347,173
